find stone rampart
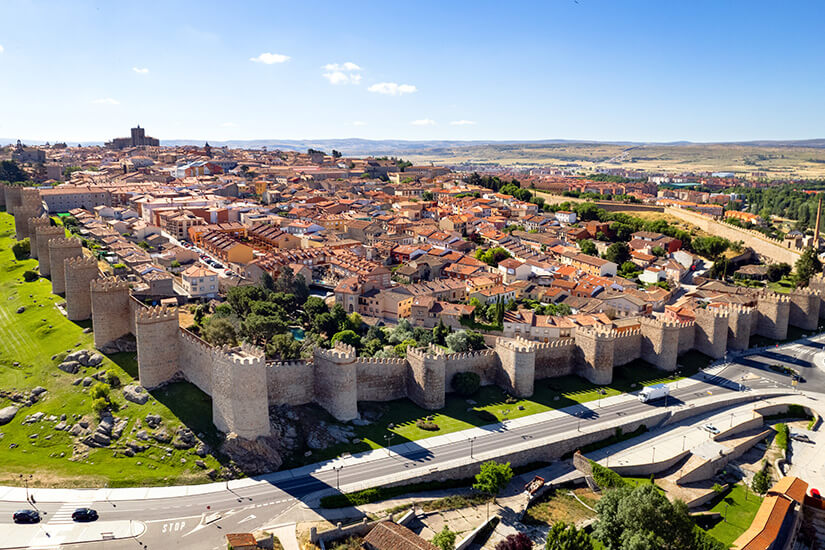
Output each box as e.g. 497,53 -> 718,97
64,255 -> 98,320
495,338 -> 536,397
406,345 -> 447,410
640,317 -> 680,371
14,205 -> 40,240
665,206 -> 802,265
808,275 -> 825,319
613,329 -> 642,366
755,293 -> 791,340
444,349 -> 501,387
212,343 -> 271,440
788,289 -> 820,331
694,308 -> 729,359
726,305 -> 755,351
267,360 -> 315,406
27,217 -> 50,259
575,328 -> 614,385
356,357 -> 412,402
4,185 -> 21,213
533,339 -> 576,379
47,237 -> 83,295
178,329 -> 214,394
35,225 -> 66,276
19,187 -> 41,211
90,278 -> 132,349
135,305 -> 181,389
314,344 -> 359,421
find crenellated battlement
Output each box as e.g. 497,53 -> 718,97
268,359 -> 311,369
64,255 -> 98,270
696,306 -> 730,319
315,343 -> 356,361
407,345 -> 443,361
47,236 -> 82,249
638,316 -> 681,329
354,356 -> 407,365
577,326 -> 616,340
135,304 -> 178,323
757,291 -> 791,304
91,277 -> 131,293
497,336 -> 536,352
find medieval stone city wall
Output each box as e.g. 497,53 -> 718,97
4,185 -> 21,212
64,255 -> 99,321
355,357 -> 409,402
177,329 -> 215,395
35,224 -> 67,277
664,206 -> 802,265
267,361 -> 315,406
533,339 -> 576,379
211,343 -> 270,440
47,237 -> 83,295
27,217 -> 51,259
443,349 -> 500,388
613,329 -> 642,366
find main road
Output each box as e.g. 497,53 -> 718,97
0,335 -> 821,549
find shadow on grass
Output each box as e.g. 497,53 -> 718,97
151,381 -> 226,460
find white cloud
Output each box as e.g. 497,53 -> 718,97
368,82 -> 417,96
0,45 -> 4,54
352,121 -> 367,126
132,67 -> 149,74
324,62 -> 362,72
323,62 -> 362,85
91,98 -> 120,105
450,120 -> 476,126
221,122 -> 238,127
411,119 -> 436,126
250,52 -> 290,64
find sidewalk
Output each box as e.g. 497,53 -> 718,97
3,520 -> 144,549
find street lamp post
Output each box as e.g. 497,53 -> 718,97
333,465 -> 343,490
384,433 -> 393,456
682,434 -> 686,452
469,436 -> 476,459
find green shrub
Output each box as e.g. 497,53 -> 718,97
775,423 -> 789,452
752,463 -> 771,494
589,460 -> 627,490
452,371 -> 481,396
23,270 -> 39,282
91,397 -> 109,415
90,382 -> 111,400
12,239 -> 30,260
105,371 -> 121,388
416,419 -> 440,431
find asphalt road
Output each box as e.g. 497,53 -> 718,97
0,337 -> 819,549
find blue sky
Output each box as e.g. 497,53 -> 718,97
1,0 -> 823,143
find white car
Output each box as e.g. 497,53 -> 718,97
702,423 -> 720,435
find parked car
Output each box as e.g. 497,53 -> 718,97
702,423 -> 720,435
72,508 -> 98,522
13,509 -> 40,524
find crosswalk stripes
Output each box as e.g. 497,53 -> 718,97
47,502 -> 94,525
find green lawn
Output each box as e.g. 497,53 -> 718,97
767,277 -> 795,294
0,211 -> 223,487
281,353 -> 711,468
703,485 -> 763,547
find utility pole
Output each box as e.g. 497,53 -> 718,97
333,465 -> 343,490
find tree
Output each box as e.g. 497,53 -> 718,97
690,236 -> 730,259
545,522 -> 594,550
267,333 -> 303,360
473,461 -> 513,502
651,246 -> 666,257
331,329 -> 361,349
475,247 -> 512,267
579,239 -> 597,256
445,330 -> 471,352
433,319 -> 451,345
766,262 -> 792,282
752,466 -> 771,495
432,526 -> 456,550
202,317 -> 237,346
227,285 -> 267,316
23,270 -> 39,282
11,238 -> 30,260
422,191 -> 434,201
604,242 -> 631,266
0,160 -> 27,182
708,258 -> 733,280
304,295 -> 329,320
496,533 -> 533,550
452,372 -> 481,396
592,484 -> 723,550
331,149 -> 342,158
794,247 -> 822,287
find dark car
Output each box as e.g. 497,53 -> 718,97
72,508 -> 98,522
13,509 -> 40,524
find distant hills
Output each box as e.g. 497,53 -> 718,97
2,137 -> 824,156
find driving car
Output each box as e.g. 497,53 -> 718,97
71,508 -> 98,522
13,509 -> 40,524
702,423 -> 720,435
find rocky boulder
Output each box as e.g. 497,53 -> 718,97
58,361 -> 81,374
0,406 -> 18,426
123,385 -> 149,405
221,433 -> 283,475
145,414 -> 162,429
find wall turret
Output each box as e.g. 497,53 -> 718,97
4,185 -> 22,213
35,225 -> 66,276
19,187 -> 41,211
27,217 -> 50,259
64,255 -> 99,320
90,278 -> 132,349
807,275 -> 825,319
406,344 -> 447,410
755,292 -> 791,341
212,343 -> 271,440
313,343 -> 358,421
14,205 -> 40,240
47,237 -> 83,294
693,307 -> 729,359
639,317 -> 680,372
135,305 -> 181,389
788,289 -> 820,331
495,337 -> 536,397
575,327 -> 614,385
725,305 -> 756,351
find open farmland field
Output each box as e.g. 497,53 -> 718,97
406,142 -> 825,178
